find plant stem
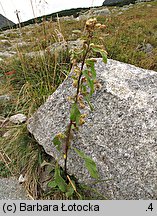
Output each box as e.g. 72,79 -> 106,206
76,40 -> 91,103
64,120 -> 73,178
64,36 -> 91,178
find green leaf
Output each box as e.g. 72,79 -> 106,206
38,152 -> 42,164
85,159 -> 99,179
53,136 -> 61,152
100,51 -> 107,64
81,84 -> 87,95
82,69 -> 89,79
54,164 -> 67,192
73,148 -> 99,179
90,64 -> 96,79
74,147 -> 85,158
86,59 -> 96,79
84,95 -> 94,111
66,183 -> 75,198
82,70 -> 94,96
88,79 -> 94,96
91,46 -> 103,53
91,47 -> 107,63
70,103 -> 81,126
48,181 -> 57,188
72,30 -> 82,34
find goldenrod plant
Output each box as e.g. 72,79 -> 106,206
1,1 -> 155,200
49,18 -> 107,198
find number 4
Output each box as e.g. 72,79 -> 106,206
148,203 -> 153,211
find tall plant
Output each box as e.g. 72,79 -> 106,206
49,18 -> 107,198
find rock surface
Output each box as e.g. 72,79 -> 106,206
0,177 -> 29,200
9,114 -> 27,124
0,14 -> 15,28
103,0 -> 136,6
138,43 -> 154,53
0,95 -> 11,102
136,0 -> 154,2
27,59 -> 157,200
28,39 -> 84,58
93,8 -> 111,16
78,8 -> 111,21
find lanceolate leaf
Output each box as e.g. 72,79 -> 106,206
91,46 -> 103,53
70,103 -> 81,125
86,59 -> 96,79
66,183 -> 75,198
81,84 -> 87,95
73,148 -> 99,179
84,95 -> 94,111
83,70 -> 94,96
85,158 -> 99,179
74,147 -> 85,158
90,64 -> 96,79
100,51 -> 107,64
88,79 -> 94,96
72,30 -> 82,34
54,163 -> 67,192
91,47 -> 107,64
48,180 -> 57,188
53,136 -> 61,152
82,69 -> 89,79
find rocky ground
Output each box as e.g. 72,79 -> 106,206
0,1 -> 153,61
0,177 -> 29,200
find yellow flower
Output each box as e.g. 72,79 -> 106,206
79,102 -> 85,109
86,18 -> 97,26
56,133 -> 65,139
73,80 -> 78,88
86,18 -> 97,30
79,118 -> 85,125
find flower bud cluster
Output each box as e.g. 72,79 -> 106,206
86,18 -> 106,31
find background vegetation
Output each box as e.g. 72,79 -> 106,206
0,1 -> 157,199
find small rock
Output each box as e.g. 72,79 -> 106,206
0,95 -> 11,101
2,130 -> 12,138
137,43 -> 154,53
144,43 -> 154,53
76,14 -> 90,21
0,51 -> 16,58
46,39 -> 83,53
121,7 -> 129,11
28,39 -> 84,58
9,114 -> 27,124
93,8 -> 111,16
147,4 -> 152,7
18,174 -> 26,183
58,15 -> 74,21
